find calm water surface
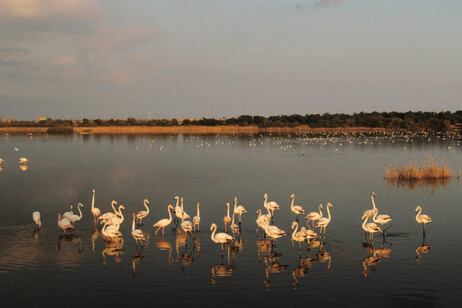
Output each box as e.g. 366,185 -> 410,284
0,133 -> 461,307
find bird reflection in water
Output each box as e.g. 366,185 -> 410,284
19,164 -> 28,171
155,238 -> 174,264
211,244 -> 234,285
132,253 -> 144,277
361,240 -> 392,277
316,241 -> 332,273
263,251 -> 288,288
101,238 -> 124,265
256,238 -> 272,264
91,227 -> 101,255
231,237 -> 246,264
32,228 -> 41,240
416,236 -> 432,264
58,233 -> 83,254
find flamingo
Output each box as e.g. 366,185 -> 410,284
19,157 -> 28,164
305,204 -> 323,227
264,193 -> 280,220
99,200 -> 118,221
153,205 -> 174,236
136,199 -> 150,225
256,209 -> 271,235
90,189 -> 101,225
210,223 -> 234,255
262,215 -> 288,246
193,202 -> 201,231
106,205 -> 125,225
174,196 -> 182,223
178,197 -> 190,221
301,225 -> 318,241
32,211 -> 41,228
415,206 -> 432,235
131,213 -> 145,246
230,212 -> 240,237
290,194 -> 306,221
372,208 -> 392,234
362,192 -> 377,222
315,202 -> 333,237
362,214 -> 382,242
57,213 -> 73,233
0,158 -> 4,164
180,220 -> 194,236
291,221 -> 306,253
233,197 -> 247,224
62,205 -> 73,220
102,221 -> 122,241
223,203 -> 231,232
68,203 -> 83,224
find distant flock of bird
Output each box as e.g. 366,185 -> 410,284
30,190 -> 432,255
0,147 -> 28,170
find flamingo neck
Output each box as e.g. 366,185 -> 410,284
372,208 -> 378,222
291,197 -> 294,210
168,207 -> 173,222
211,225 -> 216,241
175,198 -> 179,209
362,217 -> 368,230
292,222 -> 299,239
319,204 -> 323,216
197,204 -> 200,216
416,207 -> 422,220
91,192 -> 95,210
77,204 -> 83,218
326,205 -> 331,222
234,198 -> 237,212
227,205 -> 230,217
111,201 -> 117,213
257,209 -> 261,219
371,195 -> 377,211
144,200 -> 149,213
132,216 -> 135,231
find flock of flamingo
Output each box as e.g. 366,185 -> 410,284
30,190 -> 432,256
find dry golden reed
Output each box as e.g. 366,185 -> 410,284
385,158 -> 453,180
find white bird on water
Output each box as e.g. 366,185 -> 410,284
32,211 -> 41,228
415,205 -> 432,235
19,158 -> 28,164
223,203 -> 231,232
57,214 -> 73,233
136,199 -> 150,225
362,213 -> 381,242
193,202 -> 201,231
131,213 -> 145,245
233,197 -> 247,224
210,223 -> 234,254
90,189 -> 101,225
264,193 -> 280,219
315,202 -> 333,237
362,192 -> 377,222
153,205 -> 174,236
62,205 -> 73,220
68,203 -> 84,224
290,194 -> 306,221
305,204 -> 323,227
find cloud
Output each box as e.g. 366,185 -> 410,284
0,47 -> 32,68
0,0 -> 102,19
104,68 -> 135,85
78,26 -> 155,51
313,0 -> 343,9
54,56 -> 76,65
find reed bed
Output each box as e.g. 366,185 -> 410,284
385,158 -> 453,180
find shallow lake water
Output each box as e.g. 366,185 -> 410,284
0,132 -> 461,307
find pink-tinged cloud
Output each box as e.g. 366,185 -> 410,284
54,56 -> 76,65
104,68 -> 134,85
79,26 -> 155,51
0,0 -> 102,19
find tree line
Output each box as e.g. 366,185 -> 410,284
1,111 -> 462,132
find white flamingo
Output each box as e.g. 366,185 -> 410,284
0,158 -> 4,164
193,202 -> 201,231
181,220 -> 194,236
107,205 -> 125,225
415,206 -> 432,235
210,223 -> 234,254
174,196 -> 183,221
290,194 -> 306,221
99,200 -> 118,221
256,209 -> 270,234
262,215 -> 288,245
291,221 -> 306,252
19,157 -> 28,164
178,197 -> 190,221
362,192 -> 377,222
305,204 -> 323,227
223,203 -> 231,232
264,193 -> 280,219
371,193 -> 392,228
90,189 -> 101,225
68,203 -> 83,224
62,205 -> 73,220
362,214 -> 382,241
102,221 -> 122,241
136,199 -> 150,225
233,197 -> 247,224
153,205 -> 174,236
230,212 -> 240,237
315,202 -> 333,237
131,213 -> 145,245
32,211 -> 41,228
57,214 -> 73,233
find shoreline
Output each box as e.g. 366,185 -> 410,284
0,125 -> 401,135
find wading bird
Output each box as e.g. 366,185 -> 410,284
153,205 -> 174,236
290,194 -> 305,221
131,213 -> 145,246
233,197 -> 247,224
32,211 -> 41,229
136,199 -> 150,225
362,214 -> 382,242
57,213 -> 73,233
210,223 -> 234,255
315,203 -> 333,237
223,203 -> 231,232
193,202 -> 201,231
264,193 -> 280,220
415,206 -> 432,235
68,203 -> 83,225
90,190 -> 101,225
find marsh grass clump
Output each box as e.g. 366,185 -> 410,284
385,158 -> 453,180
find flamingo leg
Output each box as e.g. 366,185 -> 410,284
162,227 -> 165,235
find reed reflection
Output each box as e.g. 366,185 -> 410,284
386,178 -> 451,194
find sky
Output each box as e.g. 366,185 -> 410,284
1,0 -> 461,120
